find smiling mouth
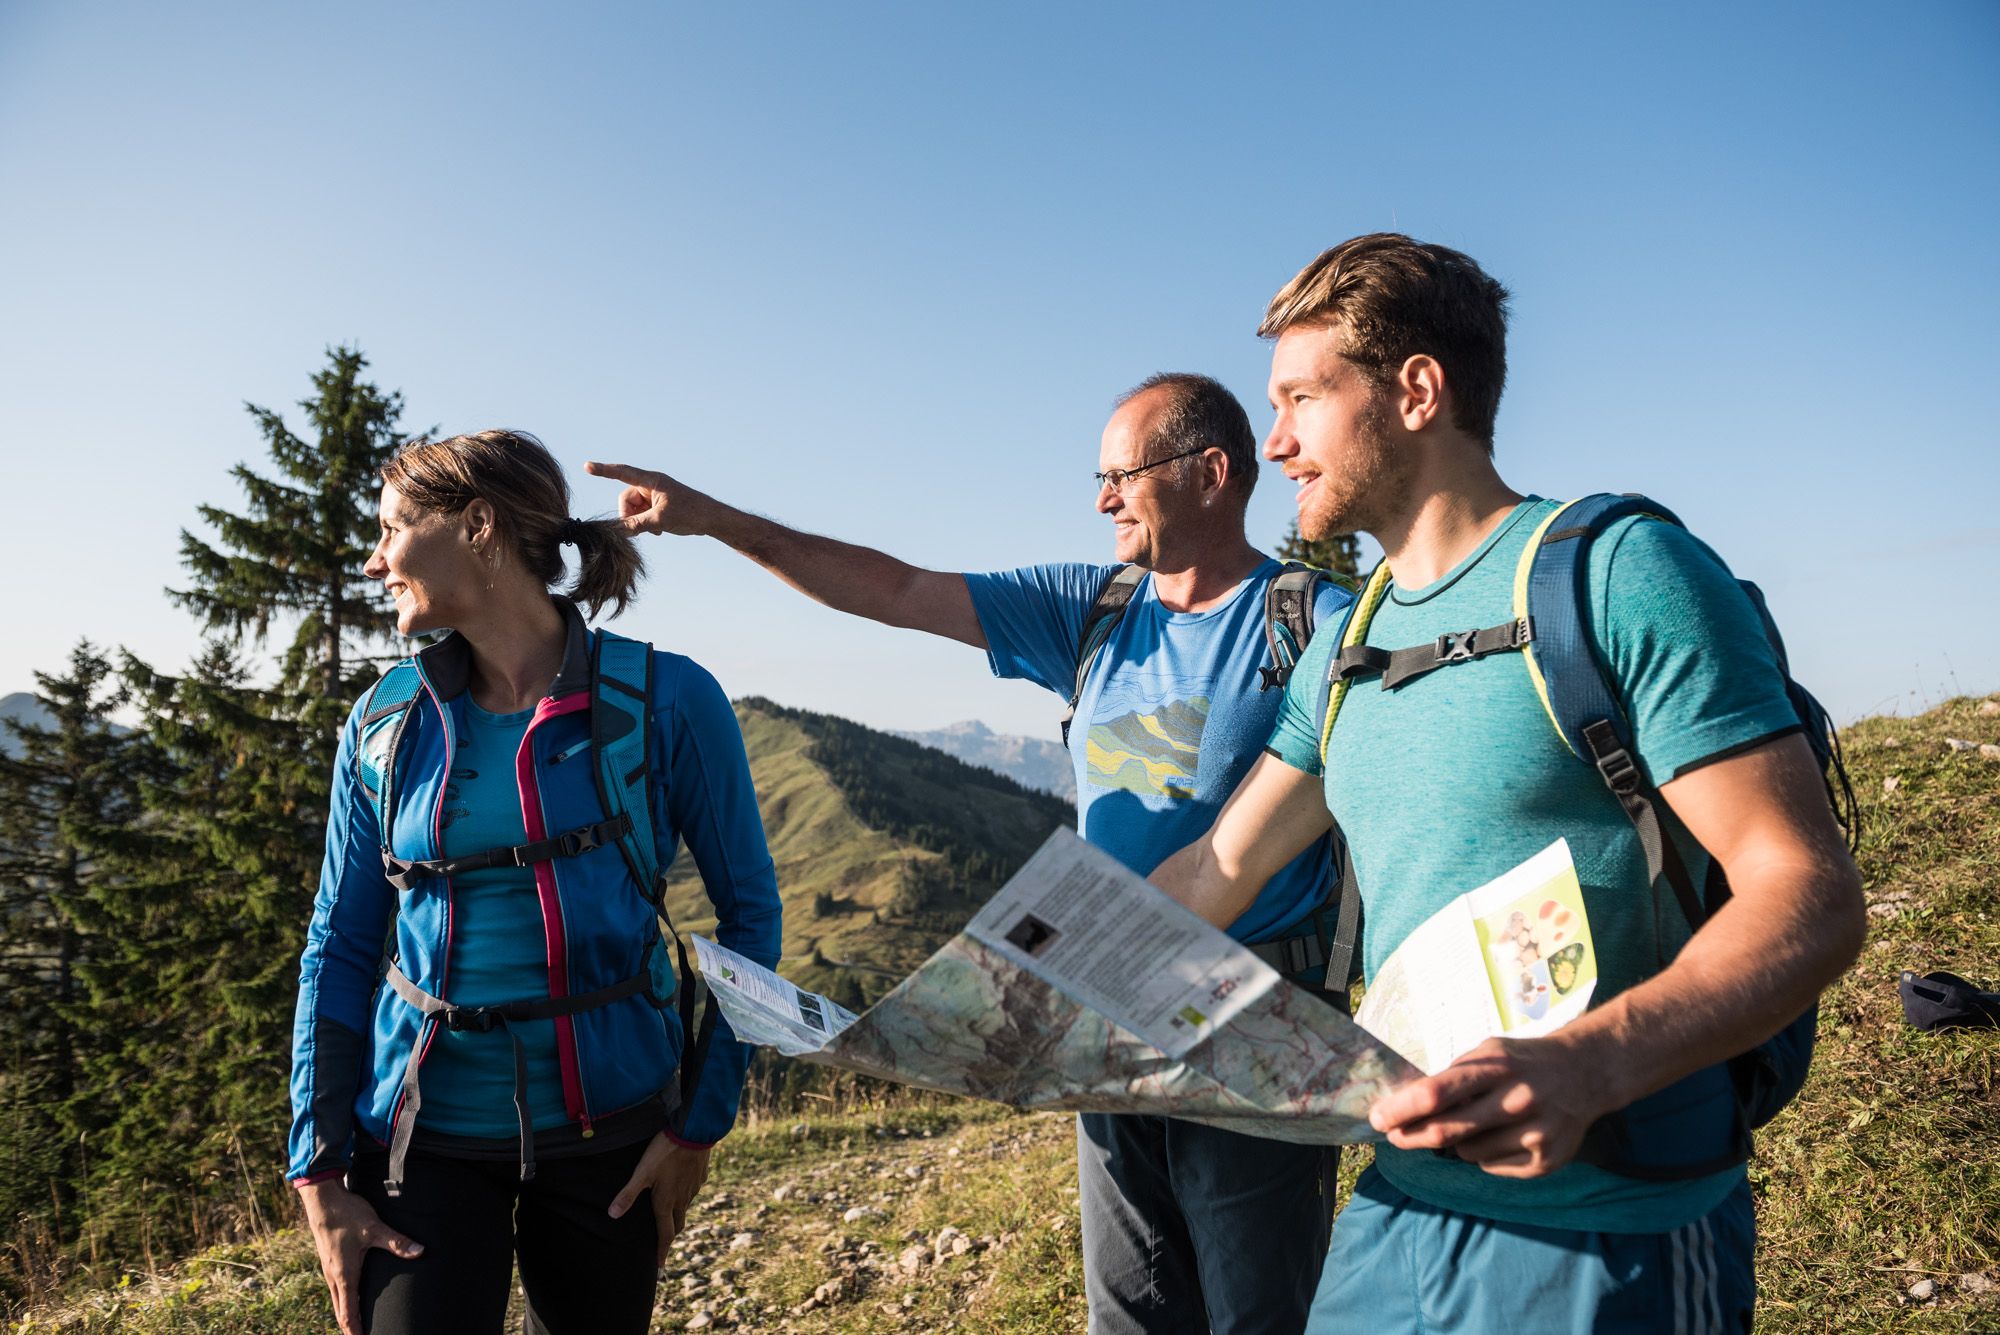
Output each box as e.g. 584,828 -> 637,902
1289,472 -> 1322,506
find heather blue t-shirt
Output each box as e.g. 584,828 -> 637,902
966,558 -> 1351,947
1265,498 -> 1802,1233
418,700 -> 567,1137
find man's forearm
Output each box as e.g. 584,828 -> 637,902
1561,844 -> 1864,1115
701,499 -> 929,628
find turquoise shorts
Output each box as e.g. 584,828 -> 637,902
1309,1166 -> 1754,1334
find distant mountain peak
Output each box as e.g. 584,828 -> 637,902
893,719 -> 1074,803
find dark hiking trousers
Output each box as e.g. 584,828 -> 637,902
1078,1112 -> 1340,1335
351,1138 -> 658,1335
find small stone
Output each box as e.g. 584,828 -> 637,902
1882,775 -> 1901,795
680,1274 -> 707,1293
1980,744 -> 2000,762
904,1165 -> 924,1179
1962,1271 -> 1996,1295
772,1184 -> 798,1202
842,1205 -> 882,1223
686,1315 -> 714,1331
898,1243 -> 929,1275
1946,737 -> 1977,752
947,1146 -> 961,1158
729,1231 -> 757,1252
1909,1278 -> 1937,1301
791,1122 -> 811,1139
1978,699 -> 2000,715
814,1276 -> 848,1305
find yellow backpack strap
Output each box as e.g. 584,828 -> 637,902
1317,559 -> 1396,767
1512,498 -> 1584,752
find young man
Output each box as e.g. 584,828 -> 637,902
590,372 -> 1353,1334
1151,235 -> 1865,1333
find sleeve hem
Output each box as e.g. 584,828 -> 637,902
290,1168 -> 346,1188
664,1128 -> 717,1150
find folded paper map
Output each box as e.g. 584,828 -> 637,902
693,828 -> 1418,1144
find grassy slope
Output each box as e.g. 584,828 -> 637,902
661,701 -> 1072,1001
13,698 -> 1998,1333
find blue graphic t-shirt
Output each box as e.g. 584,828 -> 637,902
418,700 -> 567,1138
966,558 -> 1351,947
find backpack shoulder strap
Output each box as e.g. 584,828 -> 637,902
1315,559 -> 1394,767
356,660 -> 425,848
587,629 -> 660,898
1259,563 -> 1357,691
1061,564 -> 1146,748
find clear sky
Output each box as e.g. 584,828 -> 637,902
2,1 -> 1995,737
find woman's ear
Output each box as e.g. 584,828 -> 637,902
462,498 -> 497,551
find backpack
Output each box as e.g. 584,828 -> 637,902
1060,561 -> 1365,1005
1312,494 -> 1858,1179
354,629 -> 716,1191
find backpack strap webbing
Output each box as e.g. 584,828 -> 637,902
588,630 -> 720,1137
1316,559 -> 1395,767
1061,565 -> 1146,749
380,954 -> 659,1195
380,814 -> 634,892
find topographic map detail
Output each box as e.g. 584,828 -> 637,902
695,830 -> 1417,1145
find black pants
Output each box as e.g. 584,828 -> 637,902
351,1139 -> 658,1335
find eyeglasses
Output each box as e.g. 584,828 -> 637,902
1093,445 -> 1209,493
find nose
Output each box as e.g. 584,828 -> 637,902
1095,478 -> 1121,515
1262,415 -> 1296,463
363,539 -> 389,581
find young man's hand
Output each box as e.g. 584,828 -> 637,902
1367,1029 -> 1629,1179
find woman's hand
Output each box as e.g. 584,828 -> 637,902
608,1131 -> 714,1264
297,1179 -> 424,1335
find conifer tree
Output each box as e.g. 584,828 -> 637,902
0,644 -> 137,1248
171,344 -> 406,739
1275,518 -> 1362,578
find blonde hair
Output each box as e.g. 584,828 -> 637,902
381,430 -> 645,619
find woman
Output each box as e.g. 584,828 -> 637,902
286,430 -> 782,1335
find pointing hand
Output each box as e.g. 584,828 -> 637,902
583,461 -> 715,537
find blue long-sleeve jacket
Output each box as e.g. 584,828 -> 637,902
287,600 -> 783,1183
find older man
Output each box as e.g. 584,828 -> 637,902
592,371 -> 1353,1334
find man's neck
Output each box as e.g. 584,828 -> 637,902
1147,535 -> 1267,613
1373,449 -> 1526,591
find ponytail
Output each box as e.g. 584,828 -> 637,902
561,518 -> 645,620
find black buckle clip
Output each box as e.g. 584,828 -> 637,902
1436,629 -> 1481,663
1594,744 -> 1641,796
1257,664 -> 1290,691
441,1006 -> 498,1033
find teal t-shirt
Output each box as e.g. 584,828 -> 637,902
416,700 -> 568,1137
1266,498 -> 1801,1233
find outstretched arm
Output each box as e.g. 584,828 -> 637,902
1372,731 -> 1865,1178
585,461 -> 985,648
1149,753 -> 1334,929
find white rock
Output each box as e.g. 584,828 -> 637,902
772,1184 -> 798,1202
1882,776 -> 1901,795
843,1205 -> 882,1223
1946,738 -> 1977,752
897,1243 -> 929,1275
1978,699 -> 2000,715
1909,1278 -> 1937,1301
1981,744 -> 2000,762
904,1165 -> 924,1179
686,1315 -> 713,1331
729,1232 -> 757,1252
947,1146 -> 961,1158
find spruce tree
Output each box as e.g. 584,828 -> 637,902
170,344 -> 406,739
1275,518 -> 1362,578
0,644 -> 137,1256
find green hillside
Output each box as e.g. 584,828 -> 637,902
661,698 -> 1075,1008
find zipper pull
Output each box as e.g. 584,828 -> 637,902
551,739 -> 591,765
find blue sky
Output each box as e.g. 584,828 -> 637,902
2,2 -> 1995,737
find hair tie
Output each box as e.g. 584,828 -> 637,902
558,517 -> 592,547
